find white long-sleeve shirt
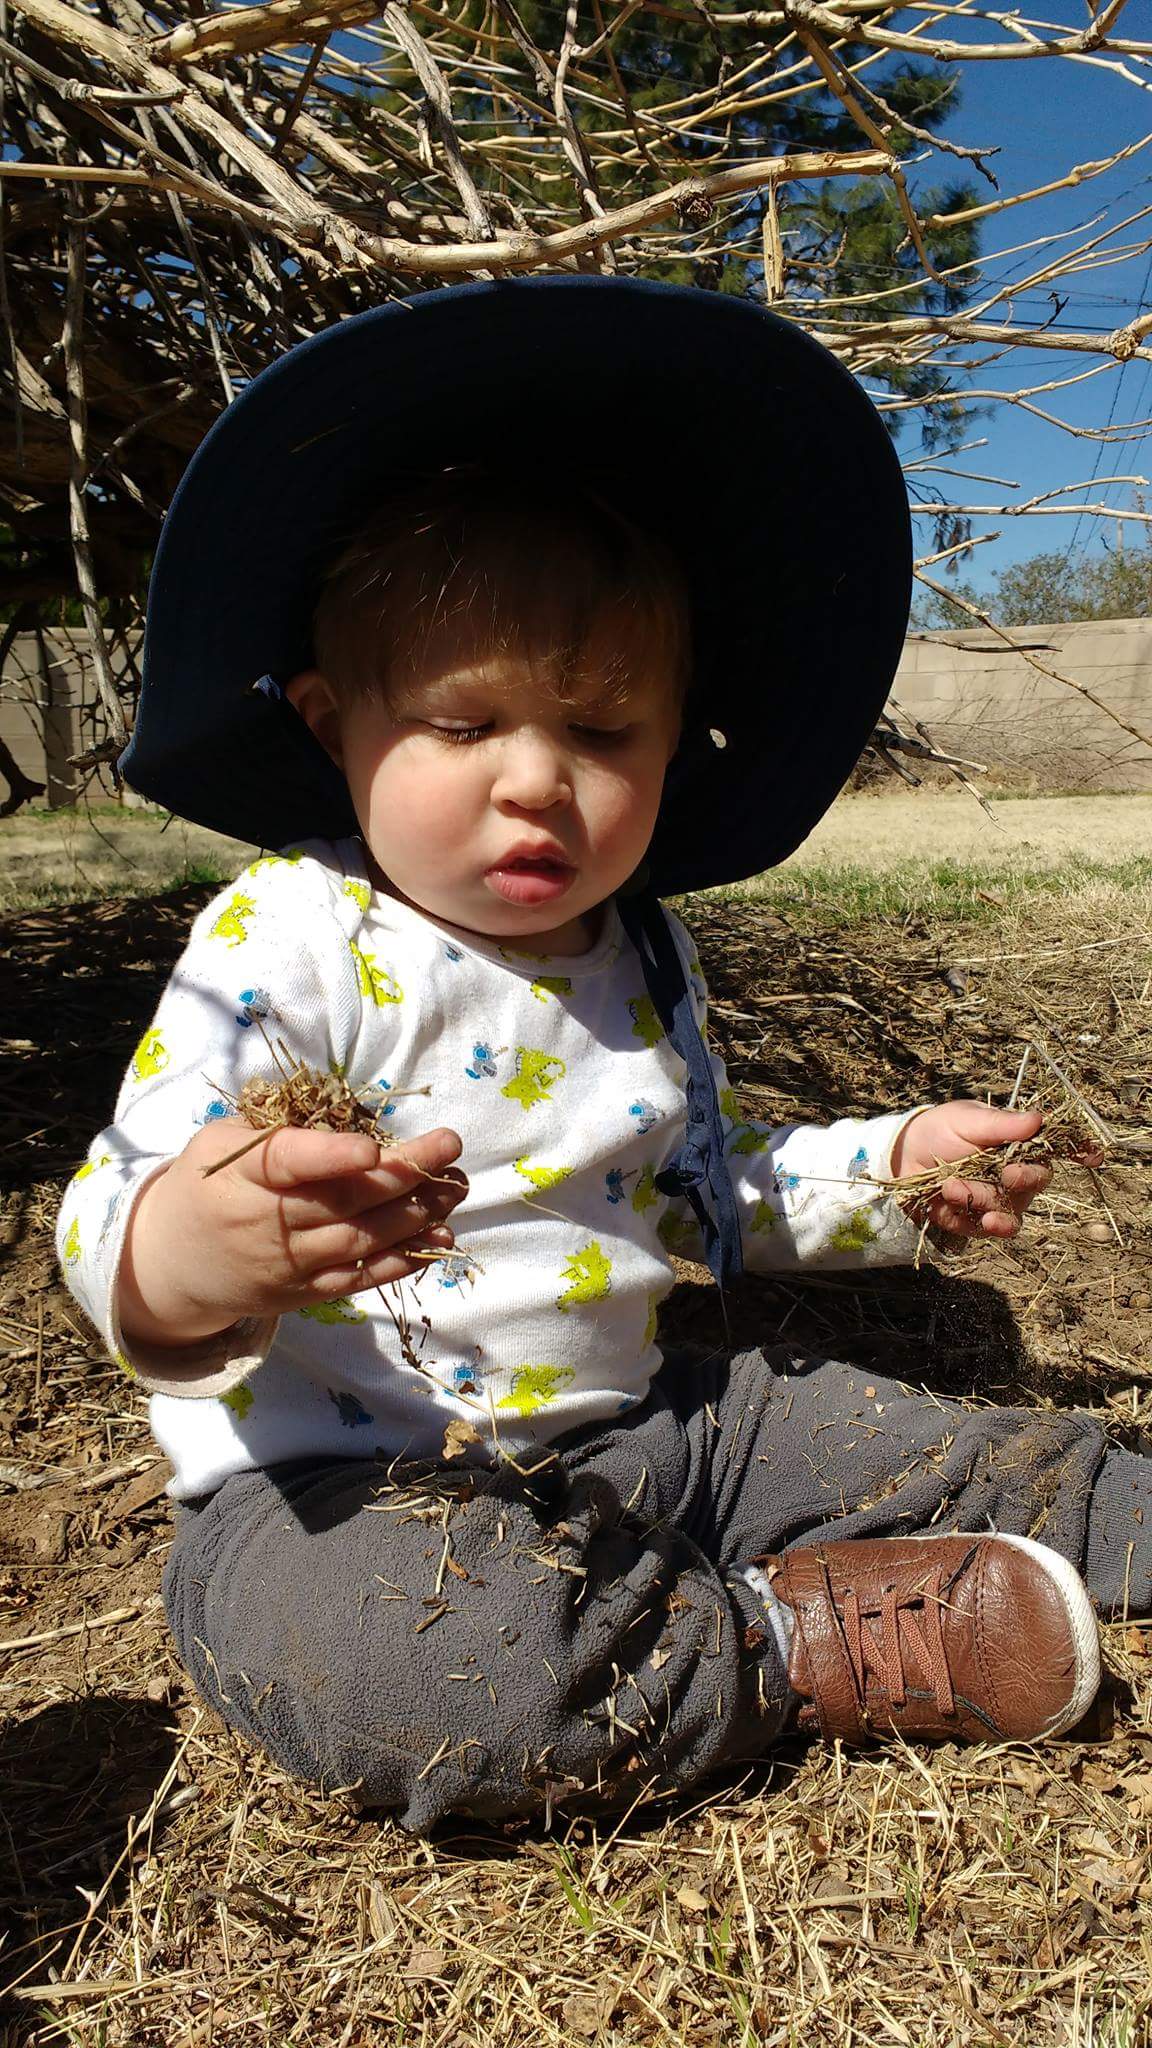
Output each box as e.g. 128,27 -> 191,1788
56,840 -> 925,1499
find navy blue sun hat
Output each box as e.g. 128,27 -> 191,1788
124,275 -> 912,1292
124,274 -> 911,892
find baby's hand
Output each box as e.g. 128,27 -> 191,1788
117,1119 -> 467,1349
889,1102 -> 1050,1240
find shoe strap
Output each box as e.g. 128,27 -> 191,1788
785,1546 -> 974,1736
841,1576 -> 956,1719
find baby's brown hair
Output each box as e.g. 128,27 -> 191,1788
312,469 -> 692,710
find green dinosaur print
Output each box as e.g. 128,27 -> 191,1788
221,1382 -> 254,1419
62,1216 -> 81,1265
131,1028 -> 169,1082
750,1198 -> 778,1234
631,1164 -> 658,1214
343,877 -> 372,912
247,850 -> 304,876
719,1086 -> 739,1123
829,1208 -> 879,1254
729,1125 -> 772,1156
643,1294 -> 659,1347
297,1296 -> 368,1325
530,975 -> 573,1004
209,890 -> 257,948
557,1240 -> 612,1311
501,1048 -> 566,1110
627,995 -> 664,1050
497,1364 -> 575,1417
515,1157 -> 574,1198
73,1151 -> 111,1184
349,942 -> 403,1006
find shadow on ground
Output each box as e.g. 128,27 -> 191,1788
0,1695 -> 178,2035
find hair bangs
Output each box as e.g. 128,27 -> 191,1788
312,471 -> 691,709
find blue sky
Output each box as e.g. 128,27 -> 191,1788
896,0 -> 1151,584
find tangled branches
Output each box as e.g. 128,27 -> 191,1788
2,0 -> 1151,730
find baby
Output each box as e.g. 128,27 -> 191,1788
58,280 -> 1149,1832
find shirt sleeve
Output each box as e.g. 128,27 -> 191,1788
54,848 -> 379,1395
662,912 -> 926,1273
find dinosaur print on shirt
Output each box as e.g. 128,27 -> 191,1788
497,1364 -> 575,1416
502,1049 -> 567,1110
131,1028 -> 169,1083
349,942 -> 403,1006
209,892 -> 257,948
557,1241 -> 612,1310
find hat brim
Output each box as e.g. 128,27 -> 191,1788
123,276 -> 911,894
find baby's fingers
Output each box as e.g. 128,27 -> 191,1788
305,1226 -> 457,1302
250,1124 -> 462,1192
929,1176 -> 1019,1238
998,1161 -> 1052,1210
294,1186 -> 461,1274
283,1164 -> 468,1230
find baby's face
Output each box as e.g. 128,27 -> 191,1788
289,642 -> 680,955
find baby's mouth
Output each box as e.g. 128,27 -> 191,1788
486,853 -> 575,906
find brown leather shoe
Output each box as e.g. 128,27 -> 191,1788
761,1533 -> 1100,1745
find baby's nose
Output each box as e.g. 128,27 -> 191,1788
493,732 -> 572,809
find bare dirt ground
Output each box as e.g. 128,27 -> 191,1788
2,789 -> 1151,916
2,866 -> 1152,2045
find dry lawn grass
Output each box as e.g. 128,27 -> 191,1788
3,789 -> 1152,920
781,793 -> 1152,875
2,871 -> 1152,2047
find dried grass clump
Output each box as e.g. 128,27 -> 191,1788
883,1113 -> 1108,1218
202,1039 -> 426,1177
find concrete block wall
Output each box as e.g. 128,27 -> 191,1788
3,619 -> 1151,806
0,631 -> 134,807
893,616 -> 1152,791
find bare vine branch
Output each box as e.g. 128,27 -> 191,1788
2,0 -> 1150,776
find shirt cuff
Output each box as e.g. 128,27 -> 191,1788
115,1317 -> 280,1399
878,1103 -> 936,1180
103,1162 -> 280,1397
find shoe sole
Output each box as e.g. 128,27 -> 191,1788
910,1530 -> 1101,1738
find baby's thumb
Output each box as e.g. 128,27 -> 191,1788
956,1103 -> 1044,1147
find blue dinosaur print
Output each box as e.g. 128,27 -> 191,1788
367,1076 -> 397,1119
96,1188 -> 123,1244
444,945 -> 464,963
196,1097 -> 231,1126
328,1389 -> 373,1427
451,1360 -> 479,1394
236,986 -> 273,1030
848,1145 -> 870,1181
772,1166 -> 801,1197
435,1253 -> 477,1291
629,1099 -> 660,1136
605,1167 -> 628,1205
466,1042 -> 503,1080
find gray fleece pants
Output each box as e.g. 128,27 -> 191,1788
163,1347 -> 1152,1833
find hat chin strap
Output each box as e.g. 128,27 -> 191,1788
615,888 -> 744,1292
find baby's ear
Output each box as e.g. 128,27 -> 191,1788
286,669 -> 344,765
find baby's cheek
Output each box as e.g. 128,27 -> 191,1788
590,765 -> 664,851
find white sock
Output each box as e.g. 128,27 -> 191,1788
741,1563 -> 796,1666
